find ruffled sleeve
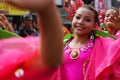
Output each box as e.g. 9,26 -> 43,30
94,38 -> 120,80
85,38 -> 120,80
84,37 -> 120,80
0,37 -> 60,80
103,38 -> 120,80
0,37 -> 39,77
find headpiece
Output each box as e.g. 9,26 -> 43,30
64,0 -> 84,20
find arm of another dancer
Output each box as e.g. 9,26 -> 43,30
3,0 -> 64,66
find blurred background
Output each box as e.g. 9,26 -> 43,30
0,0 -> 120,33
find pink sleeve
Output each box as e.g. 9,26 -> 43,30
85,38 -> 120,80
0,37 -> 39,77
0,37 -> 61,80
84,38 -> 113,80
96,38 -> 120,80
107,38 -> 120,80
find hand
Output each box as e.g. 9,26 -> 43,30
109,9 -> 120,30
1,0 -> 54,12
0,14 -> 14,32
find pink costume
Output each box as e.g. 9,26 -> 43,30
60,37 -> 120,80
85,38 -> 120,80
0,37 -> 58,80
0,37 -> 120,80
61,39 -> 94,80
115,30 -> 120,39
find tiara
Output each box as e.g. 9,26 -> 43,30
64,0 -> 84,20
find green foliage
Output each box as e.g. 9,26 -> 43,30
63,30 -> 117,45
93,30 -> 117,40
0,29 -> 20,39
64,33 -> 73,45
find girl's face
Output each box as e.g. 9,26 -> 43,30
104,9 -> 118,27
72,7 -> 96,36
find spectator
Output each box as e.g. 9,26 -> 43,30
19,14 -> 38,37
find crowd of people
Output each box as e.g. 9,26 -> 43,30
0,0 -> 120,80
0,13 -> 39,37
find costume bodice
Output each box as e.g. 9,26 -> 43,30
62,40 -> 94,80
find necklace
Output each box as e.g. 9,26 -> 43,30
65,39 -> 94,59
70,48 -> 80,59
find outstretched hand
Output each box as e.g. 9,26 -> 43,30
0,14 -> 14,32
109,9 -> 120,30
1,0 -> 54,12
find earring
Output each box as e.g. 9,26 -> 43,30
90,31 -> 94,39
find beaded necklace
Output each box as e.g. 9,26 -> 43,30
65,39 -> 94,59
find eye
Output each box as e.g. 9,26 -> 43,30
76,16 -> 81,19
85,19 -> 91,22
105,14 -> 110,17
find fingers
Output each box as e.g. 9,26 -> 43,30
0,14 -> 7,21
109,10 -> 120,30
114,11 -> 119,19
109,11 -> 119,23
0,22 -> 4,26
111,11 -> 118,21
0,14 -> 9,26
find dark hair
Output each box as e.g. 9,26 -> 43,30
23,14 -> 33,21
82,0 -> 94,4
78,5 -> 99,23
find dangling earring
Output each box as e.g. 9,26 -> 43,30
90,31 -> 94,39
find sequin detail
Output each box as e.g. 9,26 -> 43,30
66,39 -> 94,59
15,68 -> 24,78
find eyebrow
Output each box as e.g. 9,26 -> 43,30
77,14 -> 91,17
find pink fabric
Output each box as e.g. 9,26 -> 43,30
1,37 -> 120,80
96,38 -> 120,80
61,40 -> 94,80
0,37 -> 58,80
115,30 -> 120,39
60,37 -> 119,80
85,38 -> 120,80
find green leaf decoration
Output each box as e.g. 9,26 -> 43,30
0,29 -> 20,39
64,33 -> 73,39
63,30 -> 117,46
93,30 -> 117,40
63,33 -> 73,45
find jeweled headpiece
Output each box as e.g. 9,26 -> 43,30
64,0 -> 84,20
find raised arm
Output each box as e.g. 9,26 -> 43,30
0,14 -> 14,32
3,0 -> 64,66
108,9 -> 120,30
